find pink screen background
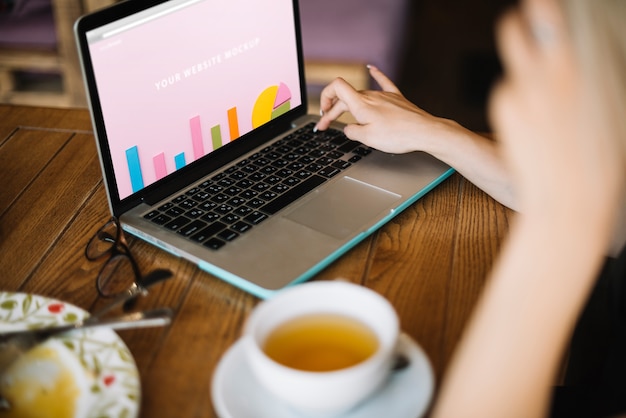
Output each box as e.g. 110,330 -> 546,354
89,0 -> 302,199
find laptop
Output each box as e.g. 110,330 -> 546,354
74,0 -> 454,299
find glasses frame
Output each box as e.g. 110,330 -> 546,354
85,217 -> 173,318
85,217 -> 143,298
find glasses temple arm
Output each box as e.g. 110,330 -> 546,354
88,268 -> 173,321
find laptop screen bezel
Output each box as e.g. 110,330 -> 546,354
74,0 -> 309,217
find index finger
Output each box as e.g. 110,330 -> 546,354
319,77 -> 362,114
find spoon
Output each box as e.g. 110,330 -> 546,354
392,352 -> 410,371
0,307 -> 172,373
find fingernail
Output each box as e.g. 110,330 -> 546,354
313,124 -> 319,133
319,109 -> 324,116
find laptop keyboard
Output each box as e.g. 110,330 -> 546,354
143,123 -> 372,250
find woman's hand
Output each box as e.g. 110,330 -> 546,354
489,0 -> 622,222
315,66 -> 458,155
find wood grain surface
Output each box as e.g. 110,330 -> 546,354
0,104 -> 512,417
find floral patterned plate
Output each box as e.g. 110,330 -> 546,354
0,291 -> 140,418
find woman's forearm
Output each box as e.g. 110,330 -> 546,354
432,213 -> 609,417
425,121 -> 517,210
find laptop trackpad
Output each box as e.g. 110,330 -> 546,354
285,177 -> 401,240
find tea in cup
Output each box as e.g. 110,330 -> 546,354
242,280 -> 400,416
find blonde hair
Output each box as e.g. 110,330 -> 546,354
562,0 -> 626,163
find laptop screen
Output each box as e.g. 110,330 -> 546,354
85,0 -> 303,201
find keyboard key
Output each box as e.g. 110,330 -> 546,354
271,159 -> 290,168
199,201 -> 218,211
283,177 -> 301,186
165,216 -> 191,230
241,164 -> 258,174
227,196 -> 247,207
248,172 -> 267,182
206,184 -> 224,194
249,183 -> 270,193
157,202 -> 174,211
330,135 -> 348,146
236,179 -> 253,189
332,160 -> 352,170
144,210 -> 159,220
179,199 -> 197,209
261,166 -> 277,175
191,191 -> 210,202
203,237 -> 226,250
271,184 -> 290,193
241,189 -> 260,198
229,171 -> 246,180
231,221 -> 253,233
210,193 -> 229,203
224,186 -> 242,196
295,170 -> 313,179
265,175 -> 282,185
200,212 -> 221,222
326,151 -> 343,160
259,191 -> 278,201
151,214 -> 172,225
248,198 -> 265,208
353,147 -> 372,156
234,206 -> 253,216
306,163 -> 323,172
318,167 -> 341,178
222,214 -> 240,224
178,220 -> 207,237
218,178 -> 235,187
193,221 -> 227,242
217,229 -> 239,242
165,206 -> 184,217
317,157 -> 334,166
261,175 -> 326,215
215,204 -> 234,215
276,169 -> 294,178
186,208 -> 206,218
337,140 -> 360,153
298,155 -> 316,164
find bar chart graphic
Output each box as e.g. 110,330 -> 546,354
123,82 -> 292,195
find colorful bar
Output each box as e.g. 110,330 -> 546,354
211,125 -> 222,150
271,100 -> 290,120
189,115 -> 204,161
227,106 -> 239,141
175,152 -> 186,169
125,146 -> 144,192
153,152 -> 167,180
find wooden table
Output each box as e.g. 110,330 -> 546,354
0,104 -> 511,417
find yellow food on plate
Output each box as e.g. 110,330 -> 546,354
0,339 -> 92,418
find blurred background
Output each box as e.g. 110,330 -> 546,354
0,0 -> 515,132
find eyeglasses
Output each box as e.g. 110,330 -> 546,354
85,217 -> 172,316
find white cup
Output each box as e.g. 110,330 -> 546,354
242,280 -> 400,416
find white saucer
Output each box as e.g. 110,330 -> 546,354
211,333 -> 434,418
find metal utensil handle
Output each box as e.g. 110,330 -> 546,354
0,307 -> 173,343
